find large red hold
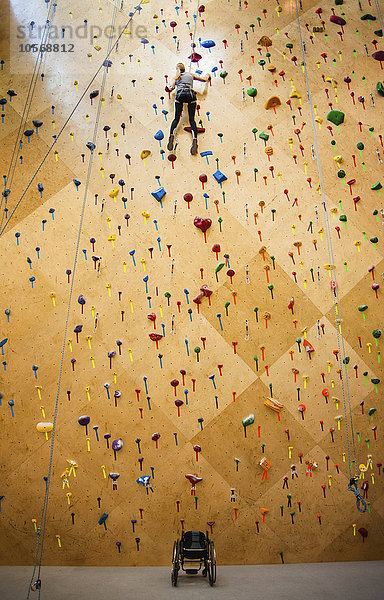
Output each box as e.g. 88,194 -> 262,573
149,333 -> 162,349
330,15 -> 346,26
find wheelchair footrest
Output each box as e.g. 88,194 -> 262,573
185,569 -> 199,574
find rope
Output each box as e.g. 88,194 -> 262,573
293,0 -> 365,511
25,3 -> 144,596
347,478 -> 367,513
0,0 -> 57,226
372,0 -> 384,36
0,0 -> 144,237
188,0 -> 201,71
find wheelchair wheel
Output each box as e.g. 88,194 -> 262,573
207,540 -> 216,586
171,540 -> 180,586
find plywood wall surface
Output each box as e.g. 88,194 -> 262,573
0,0 -> 383,566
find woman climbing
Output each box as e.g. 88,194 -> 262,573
166,63 -> 211,155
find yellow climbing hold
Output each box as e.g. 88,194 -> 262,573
289,88 -> 301,99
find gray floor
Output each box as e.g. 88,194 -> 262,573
1,562 -> 383,600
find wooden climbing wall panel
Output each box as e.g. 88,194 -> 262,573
0,0 -> 383,567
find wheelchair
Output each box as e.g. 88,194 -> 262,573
171,530 -> 216,586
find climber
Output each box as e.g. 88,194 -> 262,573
166,62 -> 211,155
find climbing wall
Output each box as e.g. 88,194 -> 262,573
0,0 -> 383,567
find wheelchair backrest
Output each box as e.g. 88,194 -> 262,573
183,531 -> 206,550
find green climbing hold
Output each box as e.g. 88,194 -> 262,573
371,181 -> 382,190
220,70 -> 228,79
259,131 -> 269,141
374,29 -> 383,38
247,87 -> 258,99
372,329 -> 381,339
337,169 -> 346,178
357,142 -> 364,150
215,261 -> 225,274
327,110 -> 345,126
335,0 -> 343,5
361,14 -> 376,21
377,82 -> 384,96
339,214 -> 347,222
358,305 -> 368,312
242,414 -> 255,428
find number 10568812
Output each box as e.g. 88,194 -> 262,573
19,43 -> 74,53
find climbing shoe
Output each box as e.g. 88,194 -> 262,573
190,138 -> 198,155
167,134 -> 174,151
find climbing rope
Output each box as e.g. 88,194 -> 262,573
25,3 -> 146,597
294,0 -> 365,511
188,0 -> 201,71
0,0 -> 145,237
0,0 -> 57,227
372,0 -> 384,36
347,478 -> 367,513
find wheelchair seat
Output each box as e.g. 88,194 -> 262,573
182,531 -> 207,559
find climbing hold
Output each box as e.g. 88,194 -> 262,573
151,186 -> 166,204
213,170 -> 227,184
194,217 -> 212,243
201,40 -> 216,49
264,96 -> 281,110
258,36 -> 272,47
327,110 -> 345,126
247,87 -> 257,100
289,88 -> 301,99
330,16 -> 346,27
372,51 -> 384,68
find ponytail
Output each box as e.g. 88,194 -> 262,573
175,62 -> 185,82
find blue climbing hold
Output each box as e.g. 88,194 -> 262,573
213,170 -> 227,184
201,39 -> 216,49
151,186 -> 166,203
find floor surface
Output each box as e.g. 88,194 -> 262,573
1,561 -> 383,600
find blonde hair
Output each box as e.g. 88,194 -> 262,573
175,63 -> 185,82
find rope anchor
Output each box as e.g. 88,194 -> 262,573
348,478 -> 367,513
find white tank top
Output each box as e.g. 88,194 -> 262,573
176,73 -> 193,90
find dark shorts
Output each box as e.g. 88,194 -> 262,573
175,89 -> 196,103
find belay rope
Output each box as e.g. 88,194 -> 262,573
294,0 -> 367,512
347,478 -> 367,513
